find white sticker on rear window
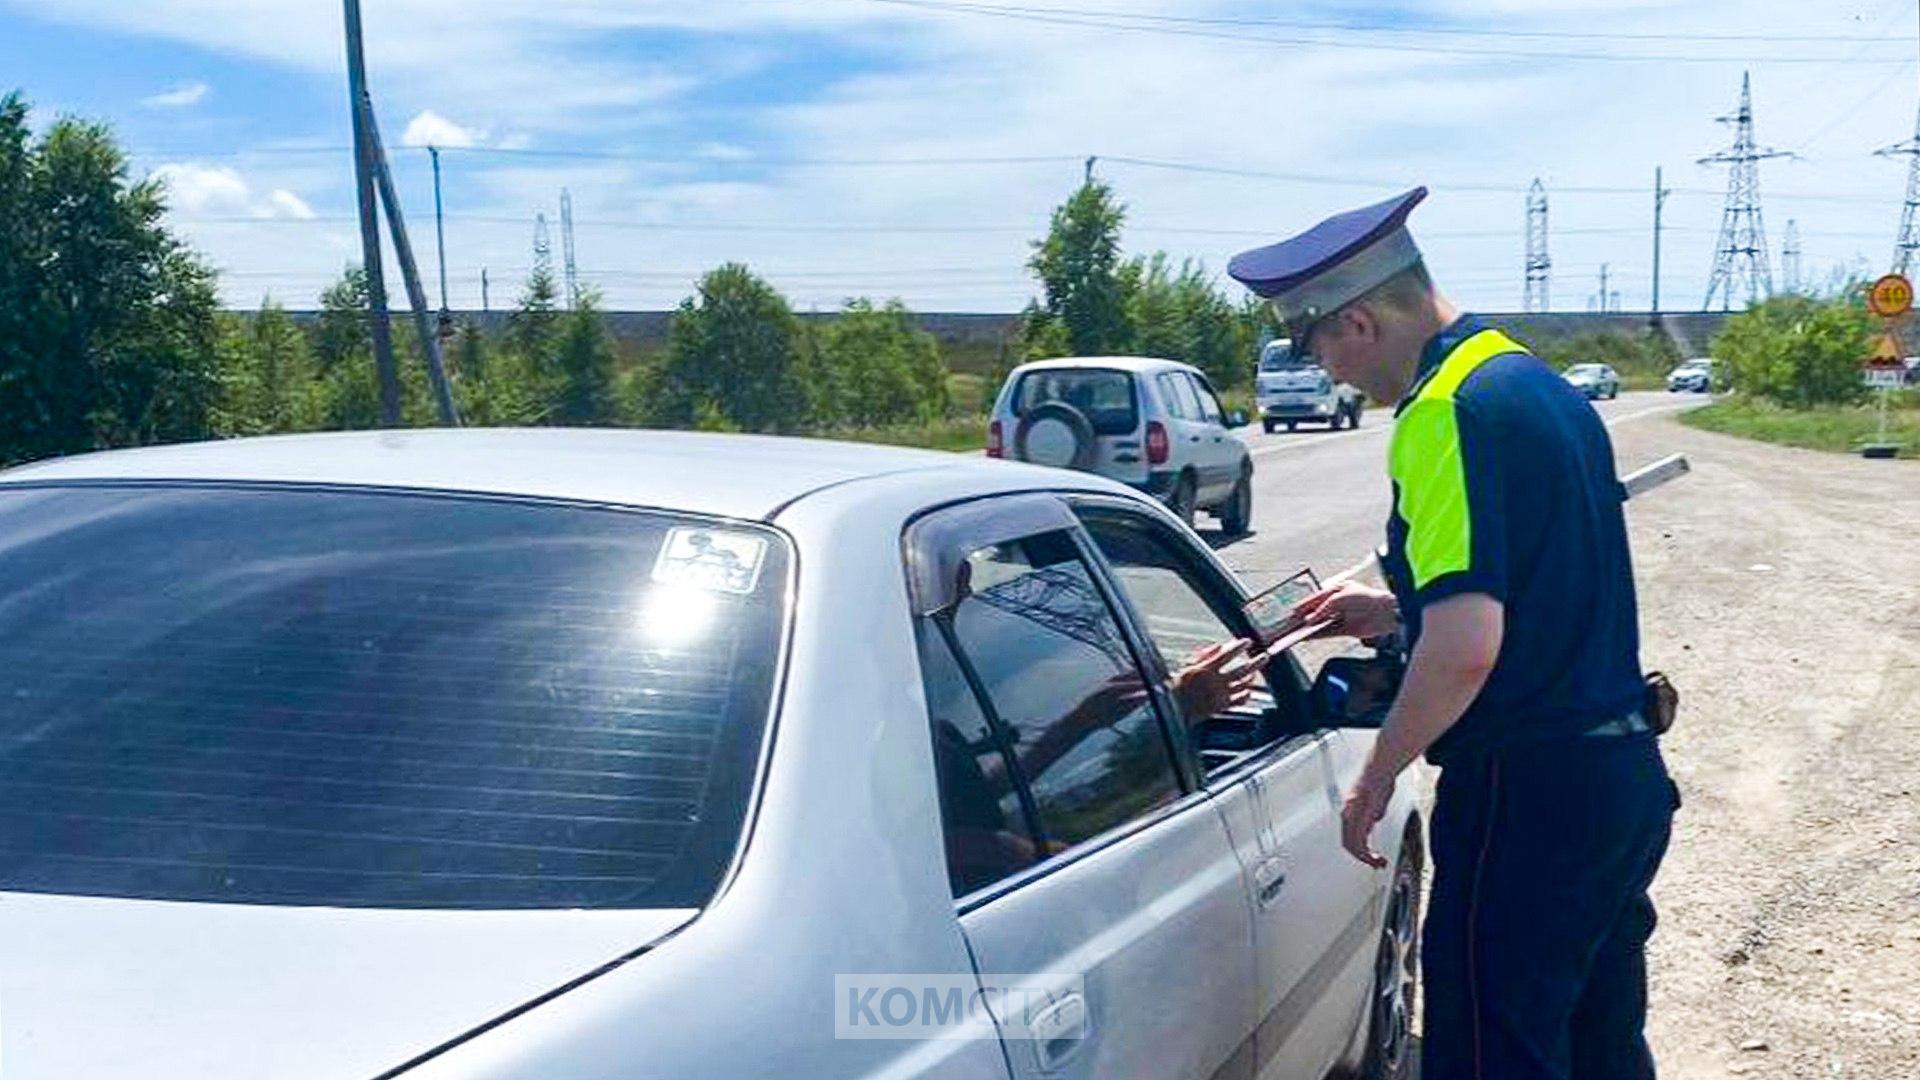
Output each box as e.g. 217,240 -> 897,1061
652,527 -> 769,594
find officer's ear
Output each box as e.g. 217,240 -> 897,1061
1335,303 -> 1382,345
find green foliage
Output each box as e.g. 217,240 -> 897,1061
213,301 -> 313,435
0,92 -> 221,463
314,266 -> 370,372
1122,253 -> 1251,390
1533,329 -> 1680,390
812,299 -> 949,427
654,263 -> 806,431
551,292 -> 620,425
1027,181 -> 1131,356
506,268 -> 562,366
1712,293 -> 1874,408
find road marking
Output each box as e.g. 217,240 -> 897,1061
1604,401 -> 1702,428
1246,425 -> 1389,458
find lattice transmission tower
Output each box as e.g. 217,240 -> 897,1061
560,188 -> 580,309
1875,104 -> 1920,276
1780,219 -> 1803,294
1700,72 -> 1792,311
532,212 -> 552,279
1524,179 -> 1550,312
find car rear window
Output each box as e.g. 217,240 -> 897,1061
0,484 -> 790,910
1014,369 -> 1139,435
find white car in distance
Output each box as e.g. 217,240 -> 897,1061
1255,340 -> 1365,434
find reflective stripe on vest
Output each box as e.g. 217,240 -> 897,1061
1390,328 -> 1528,590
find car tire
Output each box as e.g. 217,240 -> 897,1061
1218,470 -> 1252,536
1262,419 -> 1278,434
1348,402 -> 1364,428
1361,823 -> 1424,1080
1284,420 -> 1298,433
1012,402 -> 1096,470
1328,409 -> 1344,431
1168,474 -> 1198,529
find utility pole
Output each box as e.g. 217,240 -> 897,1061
481,267 -> 490,313
364,107 -> 460,425
533,213 -> 552,279
430,145 -> 452,334
1598,263 -> 1611,312
342,0 -> 401,426
1084,155 -> 1097,184
1651,166 -> 1670,316
1524,178 -> 1550,312
1700,72 -> 1792,311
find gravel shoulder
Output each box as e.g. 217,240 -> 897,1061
1607,410 -> 1920,1078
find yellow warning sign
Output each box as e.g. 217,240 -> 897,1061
1869,273 -> 1914,318
1869,333 -> 1903,364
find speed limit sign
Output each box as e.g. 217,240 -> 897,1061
1869,273 -> 1913,318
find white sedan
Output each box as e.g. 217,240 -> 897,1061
0,429 -> 1421,1080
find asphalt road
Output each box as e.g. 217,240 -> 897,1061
1202,390 -> 1706,595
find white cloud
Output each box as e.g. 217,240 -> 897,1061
140,80 -> 209,109
401,109 -> 484,148
54,0 -> 1920,311
153,162 -> 317,220
267,189 -> 317,220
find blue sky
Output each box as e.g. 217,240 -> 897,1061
5,0 -> 1918,312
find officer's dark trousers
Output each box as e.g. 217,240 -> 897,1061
1422,731 -> 1677,1080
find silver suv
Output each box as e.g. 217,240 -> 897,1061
1256,340 -> 1365,433
990,356 -> 1254,533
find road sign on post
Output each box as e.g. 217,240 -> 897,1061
1862,273 -> 1910,458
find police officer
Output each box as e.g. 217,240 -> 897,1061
1228,188 -> 1678,1080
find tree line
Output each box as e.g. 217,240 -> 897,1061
0,89 -> 1272,464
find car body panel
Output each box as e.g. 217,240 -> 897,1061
0,892 -> 695,1080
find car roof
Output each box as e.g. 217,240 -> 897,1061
0,428 -> 1088,522
1012,356 -> 1200,375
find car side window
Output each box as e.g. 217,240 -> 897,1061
1170,373 -> 1206,420
1155,372 -> 1190,420
918,530 -> 1184,896
1186,373 -> 1225,425
1078,510 -> 1311,770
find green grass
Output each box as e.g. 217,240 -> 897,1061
813,415 -> 988,454
1679,394 -> 1920,458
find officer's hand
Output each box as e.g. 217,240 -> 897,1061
1293,582 -> 1400,642
1340,770 -> 1395,868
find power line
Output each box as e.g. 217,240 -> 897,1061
864,0 -> 1916,64
873,1 -> 1911,44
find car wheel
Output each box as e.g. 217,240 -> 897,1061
1328,409 -> 1345,431
1362,825 -> 1423,1080
1168,474 -> 1198,529
1219,470 -> 1252,535
1348,402 -> 1363,429
1262,419 -> 1277,434
1013,402 -> 1097,470
1284,420 -> 1298,433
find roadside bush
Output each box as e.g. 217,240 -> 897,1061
1533,329 -> 1679,389
811,298 -> 949,427
652,264 -> 807,432
1712,294 -> 1873,408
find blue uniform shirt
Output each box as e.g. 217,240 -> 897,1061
1380,315 -> 1645,764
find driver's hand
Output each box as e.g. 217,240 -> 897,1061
1172,638 -> 1260,718
1291,582 -> 1401,642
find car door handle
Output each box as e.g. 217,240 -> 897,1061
1029,992 -> 1090,1072
1253,856 -> 1288,909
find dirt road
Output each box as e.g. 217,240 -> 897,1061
1215,399 -> 1920,1076
1611,412 -> 1920,1078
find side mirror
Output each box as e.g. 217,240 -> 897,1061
1226,409 -> 1248,428
1309,653 -> 1405,729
